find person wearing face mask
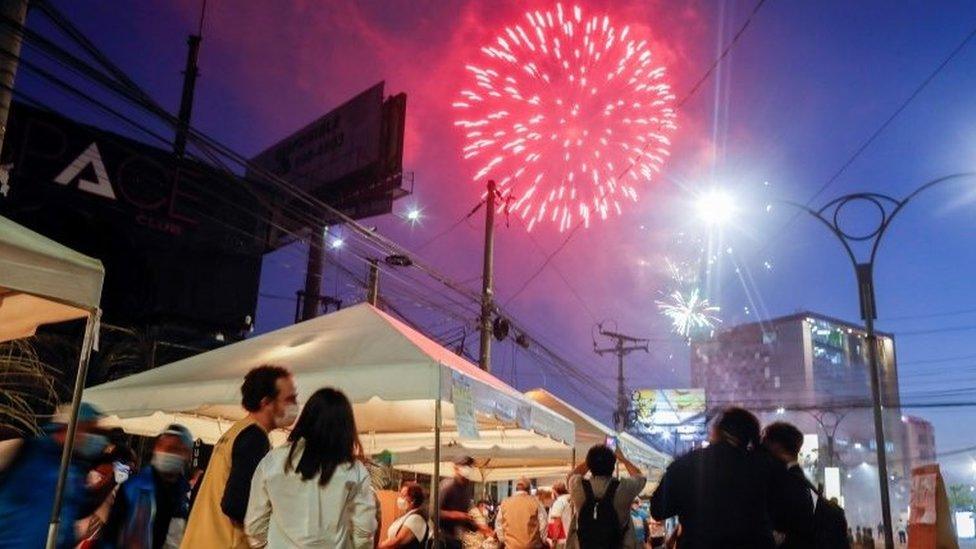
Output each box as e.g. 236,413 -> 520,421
75,443 -> 137,546
0,402 -> 108,549
438,456 -> 491,549
182,364 -> 298,549
379,482 -> 430,548
100,424 -> 194,549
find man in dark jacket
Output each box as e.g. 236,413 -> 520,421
102,424 -> 194,548
650,407 -> 775,549
762,422 -> 816,549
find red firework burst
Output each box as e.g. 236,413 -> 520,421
454,4 -> 677,232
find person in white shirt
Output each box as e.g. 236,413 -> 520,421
244,387 -> 377,548
495,478 -> 548,548
379,482 -> 430,548
547,481 -> 572,547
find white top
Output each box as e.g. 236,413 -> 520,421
548,493 -> 573,539
244,441 -> 377,548
386,510 -> 428,543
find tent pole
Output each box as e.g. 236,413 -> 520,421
432,364 -> 442,544
46,312 -> 98,549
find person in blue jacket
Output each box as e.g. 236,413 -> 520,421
0,402 -> 108,549
100,423 -> 194,549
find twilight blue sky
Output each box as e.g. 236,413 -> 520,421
21,1 -> 976,482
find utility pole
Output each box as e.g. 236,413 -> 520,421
478,179 -> 496,372
594,326 -> 649,432
173,37 -> 201,156
300,226 -> 325,321
366,258 -> 379,306
0,0 -> 28,153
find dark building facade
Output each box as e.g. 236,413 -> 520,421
0,102 -> 272,381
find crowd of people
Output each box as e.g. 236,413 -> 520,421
0,363 -> 860,548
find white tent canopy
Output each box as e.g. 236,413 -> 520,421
0,215 -> 105,547
524,389 -> 671,482
86,304 -> 574,463
397,389 -> 673,483
0,215 -> 104,342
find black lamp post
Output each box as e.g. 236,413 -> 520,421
780,172 -> 976,549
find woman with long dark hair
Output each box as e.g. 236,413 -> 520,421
244,387 -> 377,548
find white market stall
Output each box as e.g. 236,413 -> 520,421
524,389 -> 671,486
0,215 -> 105,548
85,303 -> 575,502
397,388 -> 673,484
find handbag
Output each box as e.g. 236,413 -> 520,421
546,520 -> 566,541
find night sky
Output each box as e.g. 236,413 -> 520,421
25,1 -> 976,483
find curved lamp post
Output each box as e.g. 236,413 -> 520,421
781,172 -> 976,549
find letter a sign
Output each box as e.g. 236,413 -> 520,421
54,142 -> 116,200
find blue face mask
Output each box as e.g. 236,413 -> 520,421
74,433 -> 108,460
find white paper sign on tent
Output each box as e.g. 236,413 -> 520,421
452,372 -> 479,440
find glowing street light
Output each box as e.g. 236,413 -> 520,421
695,189 -> 736,226
330,238 -> 344,249
406,208 -> 422,222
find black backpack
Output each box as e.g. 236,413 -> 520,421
577,478 -> 624,548
804,479 -> 851,549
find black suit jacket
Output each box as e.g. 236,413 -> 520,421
770,463 -> 816,549
650,442 -> 776,549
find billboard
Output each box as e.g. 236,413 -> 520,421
0,102 -> 268,333
631,388 -> 707,427
249,82 -> 408,248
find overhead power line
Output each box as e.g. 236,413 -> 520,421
760,21 -> 976,256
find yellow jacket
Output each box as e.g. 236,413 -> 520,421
181,417 -> 266,549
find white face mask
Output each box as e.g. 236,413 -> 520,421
113,462 -> 131,484
275,403 -> 300,428
151,451 -> 186,475
396,497 -> 409,511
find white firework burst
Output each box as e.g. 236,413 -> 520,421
656,288 -> 721,339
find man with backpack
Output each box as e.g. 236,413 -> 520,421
566,444 -> 647,549
761,422 -> 816,549
762,421 -> 850,549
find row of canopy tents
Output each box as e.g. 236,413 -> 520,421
0,213 -> 670,545
85,303 -> 670,483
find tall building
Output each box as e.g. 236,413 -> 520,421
901,415 -> 937,470
690,311 -> 908,521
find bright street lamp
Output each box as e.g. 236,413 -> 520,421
695,189 -> 736,226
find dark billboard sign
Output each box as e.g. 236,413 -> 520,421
0,102 -> 269,334
248,82 -> 408,248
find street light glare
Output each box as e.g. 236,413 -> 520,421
407,208 -> 421,221
696,190 -> 736,226
331,238 -> 344,249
